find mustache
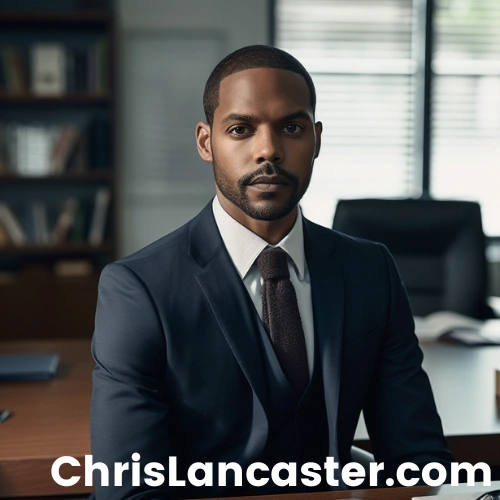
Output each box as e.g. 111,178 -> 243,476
239,163 -> 299,187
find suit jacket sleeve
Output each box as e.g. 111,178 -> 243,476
91,262 -> 172,499
362,244 -> 454,481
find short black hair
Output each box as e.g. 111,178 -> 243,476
203,45 -> 316,126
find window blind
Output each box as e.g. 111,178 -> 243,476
276,0 -> 419,227
431,0 -> 500,236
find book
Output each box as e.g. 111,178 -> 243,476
90,116 -> 110,169
0,122 -> 8,173
32,201 -> 50,244
4,122 -> 57,176
31,44 -> 66,96
54,259 -> 94,277
96,37 -> 109,93
89,188 -> 110,245
0,221 -> 11,246
51,123 -> 82,174
0,203 -> 27,245
0,353 -> 59,381
69,198 -> 90,242
414,310 -> 500,346
11,46 -> 28,94
66,129 -> 88,173
73,48 -> 87,92
1,46 -> 28,94
52,198 -> 79,245
22,202 -> 37,243
22,124 -> 52,176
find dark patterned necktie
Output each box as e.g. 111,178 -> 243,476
256,246 -> 309,396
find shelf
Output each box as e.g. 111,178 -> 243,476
0,10 -> 112,26
0,94 -> 111,105
0,172 -> 112,183
0,243 -> 114,256
0,5 -> 116,339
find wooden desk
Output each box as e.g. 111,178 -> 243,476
0,340 -> 93,498
5,482 -> 500,500
1,340 -> 500,498
355,343 -> 500,466
220,481 -> 500,499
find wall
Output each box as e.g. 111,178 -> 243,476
116,0 -> 271,257
114,1 -> 500,299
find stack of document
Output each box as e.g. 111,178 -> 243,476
414,311 -> 500,346
414,492 -> 494,499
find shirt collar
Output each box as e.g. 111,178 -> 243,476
212,195 -> 306,280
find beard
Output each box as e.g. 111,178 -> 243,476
212,156 -> 312,222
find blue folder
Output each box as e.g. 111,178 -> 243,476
0,354 -> 60,381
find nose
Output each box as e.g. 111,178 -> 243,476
254,127 -> 283,164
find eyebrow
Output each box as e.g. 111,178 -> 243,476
221,110 -> 312,123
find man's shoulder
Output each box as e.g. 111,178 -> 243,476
108,203 -> 216,278
116,221 -> 191,270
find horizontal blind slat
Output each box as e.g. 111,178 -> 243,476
276,0 -> 415,227
431,0 -> 500,234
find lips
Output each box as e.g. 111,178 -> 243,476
249,175 -> 291,186
247,175 -> 292,192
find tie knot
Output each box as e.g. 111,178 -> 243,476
256,247 -> 290,280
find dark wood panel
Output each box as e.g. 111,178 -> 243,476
0,243 -> 113,255
0,172 -> 111,182
0,95 -> 111,105
0,11 -> 111,25
202,481 -> 500,500
0,269 -> 99,338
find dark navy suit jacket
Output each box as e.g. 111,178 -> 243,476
90,202 -> 452,499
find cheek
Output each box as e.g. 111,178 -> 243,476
288,142 -> 316,167
212,148 -> 245,181
212,137 -> 254,169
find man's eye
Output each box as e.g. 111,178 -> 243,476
283,124 -> 302,134
230,126 -> 248,135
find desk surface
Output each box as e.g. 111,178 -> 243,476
1,340 -> 500,498
0,340 -> 92,498
219,481 -> 500,499
5,482 -> 500,500
225,481 -> 500,499
355,342 -> 500,465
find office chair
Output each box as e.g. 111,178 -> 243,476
333,199 -> 492,319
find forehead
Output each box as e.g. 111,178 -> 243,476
215,67 -> 313,121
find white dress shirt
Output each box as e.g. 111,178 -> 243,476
212,196 -> 314,376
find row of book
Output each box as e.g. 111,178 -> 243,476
0,188 -> 110,247
0,38 -> 109,96
0,119 -> 110,175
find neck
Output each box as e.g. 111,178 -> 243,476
216,191 -> 297,245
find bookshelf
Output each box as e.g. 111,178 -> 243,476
0,2 -> 116,339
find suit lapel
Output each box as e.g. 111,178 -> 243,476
189,203 -> 269,414
303,218 -> 345,460
188,204 -> 345,463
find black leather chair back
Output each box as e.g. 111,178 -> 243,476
333,199 -> 490,319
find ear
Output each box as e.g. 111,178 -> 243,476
196,122 -> 213,162
314,121 -> 322,159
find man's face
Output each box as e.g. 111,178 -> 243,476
198,67 -> 322,222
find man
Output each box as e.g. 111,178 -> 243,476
91,45 -> 452,499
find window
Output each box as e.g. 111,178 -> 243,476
431,0 -> 500,236
275,0 -> 500,236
